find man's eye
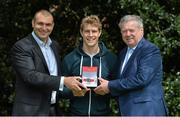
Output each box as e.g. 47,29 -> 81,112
84,30 -> 90,33
38,22 -> 44,26
46,24 -> 52,26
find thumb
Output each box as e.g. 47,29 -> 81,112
74,76 -> 81,81
98,77 -> 104,83
77,81 -> 88,90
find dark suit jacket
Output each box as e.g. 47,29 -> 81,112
109,38 -> 168,116
11,34 -> 62,116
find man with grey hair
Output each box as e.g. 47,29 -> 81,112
94,15 -> 168,116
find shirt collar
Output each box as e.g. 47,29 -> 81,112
128,45 -> 136,51
128,37 -> 144,51
32,31 -> 52,47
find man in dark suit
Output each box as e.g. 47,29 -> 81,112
10,9 -> 86,116
94,15 -> 168,116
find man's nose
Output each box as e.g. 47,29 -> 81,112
42,25 -> 46,30
89,31 -> 93,36
126,30 -> 131,36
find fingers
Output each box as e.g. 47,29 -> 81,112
75,76 -> 82,81
94,86 -> 103,95
98,77 -> 103,83
73,81 -> 85,92
73,76 -> 91,91
72,90 -> 84,96
64,76 -> 88,92
72,89 -> 88,96
94,87 -> 106,95
93,86 -> 99,91
64,76 -> 110,96
98,77 -> 106,84
78,81 -> 88,90
94,78 -> 110,95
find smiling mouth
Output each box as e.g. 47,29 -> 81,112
127,36 -> 133,39
87,38 -> 95,41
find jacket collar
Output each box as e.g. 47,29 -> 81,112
27,33 -> 62,75
32,31 -> 52,47
27,34 -> 49,73
120,38 -> 146,74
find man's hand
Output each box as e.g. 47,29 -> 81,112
94,78 -> 110,95
64,76 -> 88,94
72,88 -> 90,96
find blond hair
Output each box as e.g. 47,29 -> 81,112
80,15 -> 102,31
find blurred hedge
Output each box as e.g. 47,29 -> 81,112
164,71 -> 180,116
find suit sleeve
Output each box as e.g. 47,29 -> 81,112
58,56 -> 74,99
108,46 -> 162,96
10,41 -> 60,91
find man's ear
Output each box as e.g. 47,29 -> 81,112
80,30 -> 83,36
99,30 -> 102,37
32,19 -> 34,28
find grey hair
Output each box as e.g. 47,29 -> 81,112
118,15 -> 143,29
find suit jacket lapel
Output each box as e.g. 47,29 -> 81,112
29,34 -> 49,71
121,38 -> 145,74
119,48 -> 128,74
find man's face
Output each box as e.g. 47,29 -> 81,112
121,20 -> 143,48
81,24 -> 101,48
32,13 -> 54,42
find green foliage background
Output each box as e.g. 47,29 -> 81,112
0,0 -> 179,116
